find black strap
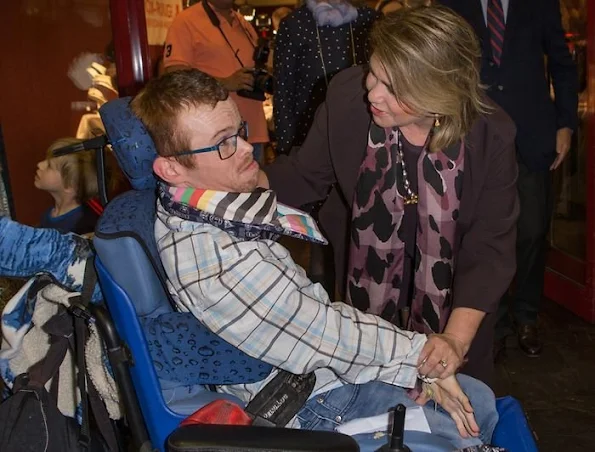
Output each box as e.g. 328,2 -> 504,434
14,329 -> 69,392
69,314 -> 118,452
201,0 -> 256,69
71,259 -> 118,451
87,376 -> 119,452
21,305 -> 76,390
245,370 -> 316,427
74,313 -> 91,449
74,259 -> 97,449
80,258 -> 98,309
49,366 -> 60,398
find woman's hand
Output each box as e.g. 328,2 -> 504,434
414,375 -> 480,439
417,333 -> 467,379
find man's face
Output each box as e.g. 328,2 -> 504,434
166,99 -> 259,193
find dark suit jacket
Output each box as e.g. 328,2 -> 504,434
265,66 -> 519,383
440,0 -> 578,171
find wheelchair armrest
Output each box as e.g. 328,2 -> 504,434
167,424 -> 359,451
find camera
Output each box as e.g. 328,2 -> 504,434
238,37 -> 274,101
237,35 -> 274,102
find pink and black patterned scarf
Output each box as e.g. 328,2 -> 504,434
346,123 -> 465,334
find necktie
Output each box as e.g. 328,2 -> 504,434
487,0 -> 506,66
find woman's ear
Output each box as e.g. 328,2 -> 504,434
153,156 -> 186,187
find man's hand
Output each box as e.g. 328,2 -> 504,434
550,127 -> 573,170
417,333 -> 466,379
220,68 -> 255,92
414,376 -> 480,439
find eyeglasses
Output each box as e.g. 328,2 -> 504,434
176,121 -> 249,160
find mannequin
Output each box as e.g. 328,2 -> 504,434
76,63 -> 118,139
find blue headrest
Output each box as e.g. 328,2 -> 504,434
99,97 -> 157,190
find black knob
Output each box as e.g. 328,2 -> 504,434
376,404 -> 411,452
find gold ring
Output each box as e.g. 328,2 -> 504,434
439,359 -> 448,368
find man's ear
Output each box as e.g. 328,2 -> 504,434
153,156 -> 186,186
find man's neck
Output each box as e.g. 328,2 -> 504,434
208,2 -> 234,25
50,192 -> 81,217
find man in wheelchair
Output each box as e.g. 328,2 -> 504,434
130,68 -> 499,450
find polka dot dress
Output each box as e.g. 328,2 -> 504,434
273,6 -> 378,154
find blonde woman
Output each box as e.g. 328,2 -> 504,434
263,5 -> 519,387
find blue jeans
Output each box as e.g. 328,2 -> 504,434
297,374 -> 498,452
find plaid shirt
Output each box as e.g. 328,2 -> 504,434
155,198 -> 427,403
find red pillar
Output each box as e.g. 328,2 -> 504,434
109,0 -> 152,97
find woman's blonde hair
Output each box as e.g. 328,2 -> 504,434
370,5 -> 490,152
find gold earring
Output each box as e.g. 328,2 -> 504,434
434,116 -> 441,128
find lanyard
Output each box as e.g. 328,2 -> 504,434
202,0 -> 256,69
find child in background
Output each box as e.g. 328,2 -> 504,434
34,137 -> 102,235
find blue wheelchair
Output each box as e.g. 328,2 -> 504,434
84,97 -> 539,452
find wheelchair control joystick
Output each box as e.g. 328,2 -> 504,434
376,404 -> 411,452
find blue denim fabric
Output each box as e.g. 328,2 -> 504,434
297,374 -> 498,452
0,216 -> 102,302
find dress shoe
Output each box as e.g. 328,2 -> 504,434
517,324 -> 543,357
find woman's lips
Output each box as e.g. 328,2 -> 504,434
370,105 -> 385,116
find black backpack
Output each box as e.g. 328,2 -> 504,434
0,263 -> 118,452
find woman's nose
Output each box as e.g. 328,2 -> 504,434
367,86 -> 382,103
366,79 -> 380,100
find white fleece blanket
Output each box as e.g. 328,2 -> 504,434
1,277 -> 122,420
